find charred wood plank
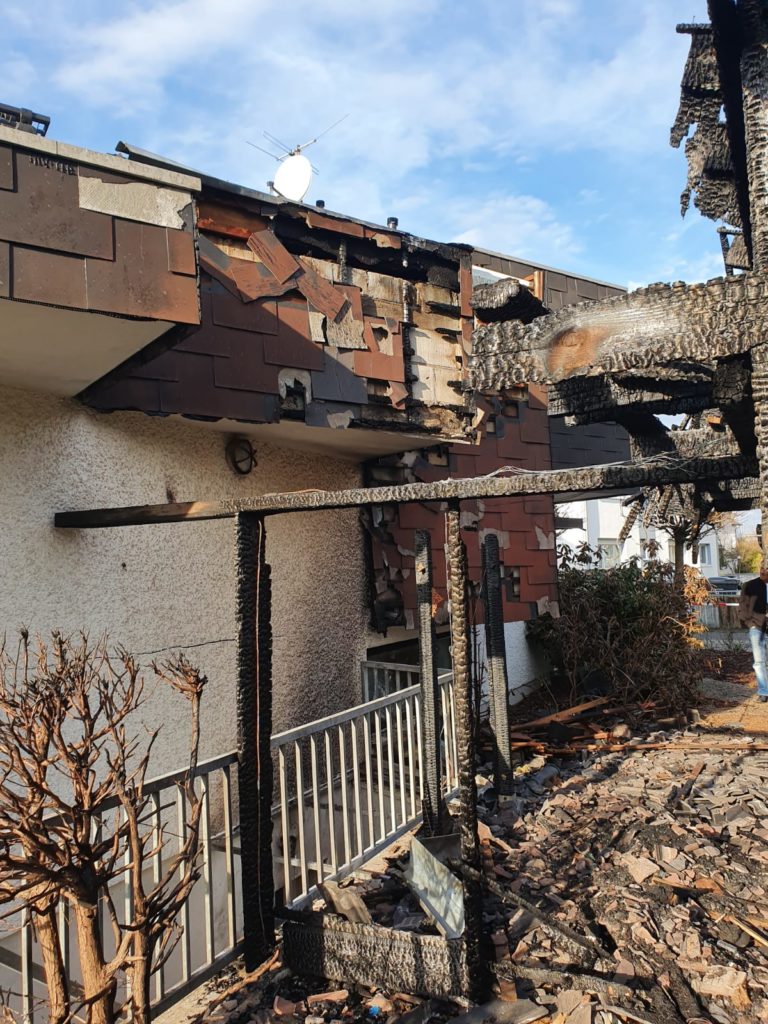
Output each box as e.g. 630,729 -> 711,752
282,918 -> 468,998
471,274 -> 768,393
55,455 -> 758,527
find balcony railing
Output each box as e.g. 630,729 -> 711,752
271,665 -> 457,907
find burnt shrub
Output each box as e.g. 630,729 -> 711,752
527,544 -> 707,712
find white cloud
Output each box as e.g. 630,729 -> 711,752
0,0 -> 716,289
20,0 -> 700,163
436,193 -> 582,266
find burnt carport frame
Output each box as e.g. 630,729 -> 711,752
54,453 -> 752,997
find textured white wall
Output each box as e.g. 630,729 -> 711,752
0,385 -> 368,775
471,620 -> 549,710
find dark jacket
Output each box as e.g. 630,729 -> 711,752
738,576 -> 768,630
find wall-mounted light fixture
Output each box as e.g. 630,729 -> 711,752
225,437 -> 257,475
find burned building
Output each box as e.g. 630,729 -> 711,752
0,121 -> 623,773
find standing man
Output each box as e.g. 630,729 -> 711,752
738,566 -> 768,703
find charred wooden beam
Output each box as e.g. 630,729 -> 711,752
235,513 -> 275,967
738,0 -> 768,271
54,455 -> 757,528
471,277 -> 548,325
751,345 -> 768,551
415,530 -> 444,835
549,379 -> 714,422
548,357 -> 751,423
629,425 -> 740,461
282,918 -> 468,998
699,475 -> 760,509
470,274 -> 768,393
445,504 -> 488,1001
708,1 -> 753,257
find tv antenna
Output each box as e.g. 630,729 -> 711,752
246,113 -> 349,203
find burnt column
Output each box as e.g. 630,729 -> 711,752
672,525 -> 688,591
482,534 -> 514,797
415,529 -> 444,835
752,345 -> 768,555
235,513 -> 275,968
738,2 -> 768,554
739,0 -> 768,271
445,504 -> 488,1001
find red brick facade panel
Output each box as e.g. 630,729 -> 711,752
366,392 -> 558,634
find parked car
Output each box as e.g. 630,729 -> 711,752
706,576 -> 741,599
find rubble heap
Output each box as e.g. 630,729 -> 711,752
471,730 -> 768,1023
194,722 -> 768,1024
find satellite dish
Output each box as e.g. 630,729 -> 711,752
247,115 -> 350,201
273,154 -> 313,202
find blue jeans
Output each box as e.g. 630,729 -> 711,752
748,627 -> 768,696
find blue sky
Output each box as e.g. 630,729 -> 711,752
3,0 -> 718,289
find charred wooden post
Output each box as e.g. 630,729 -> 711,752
751,345 -> 768,558
738,2 -> 768,555
739,0 -> 768,272
445,504 -> 489,1001
481,534 -> 514,797
235,513 -> 275,967
415,529 -> 444,835
672,524 -> 688,589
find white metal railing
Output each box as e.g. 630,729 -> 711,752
272,666 -> 457,907
361,660 -> 421,701
0,751 -> 242,1023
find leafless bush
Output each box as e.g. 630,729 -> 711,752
0,631 -> 206,1024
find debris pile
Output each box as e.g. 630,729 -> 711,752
470,728 -> 768,1023
193,720 -> 768,1024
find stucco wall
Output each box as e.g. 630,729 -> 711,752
0,385 -> 368,775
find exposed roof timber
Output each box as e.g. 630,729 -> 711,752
470,274 -> 768,393
54,454 -> 757,529
672,7 -> 754,266
471,278 -> 548,325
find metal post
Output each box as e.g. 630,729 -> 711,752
415,529 -> 444,834
481,534 -> 514,797
445,503 -> 489,1001
235,513 -> 275,968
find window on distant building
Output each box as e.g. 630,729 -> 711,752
699,542 -> 712,566
598,539 -> 621,568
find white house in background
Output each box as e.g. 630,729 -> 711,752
556,496 -> 722,579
